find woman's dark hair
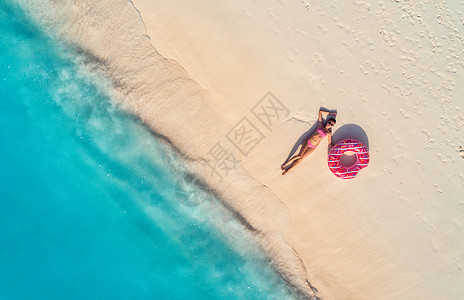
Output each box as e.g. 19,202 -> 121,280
327,117 -> 336,124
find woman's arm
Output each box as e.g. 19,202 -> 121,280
328,132 -> 333,149
318,108 -> 332,123
318,109 -> 328,123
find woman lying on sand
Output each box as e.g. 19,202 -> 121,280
281,109 -> 336,175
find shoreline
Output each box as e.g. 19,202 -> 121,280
19,0 -> 315,298
21,0 -> 464,299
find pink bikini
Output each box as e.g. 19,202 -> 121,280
317,128 -> 328,137
307,128 -> 327,148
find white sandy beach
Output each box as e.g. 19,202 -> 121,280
23,0 -> 464,299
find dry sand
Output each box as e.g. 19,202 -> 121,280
131,1 -> 464,299
23,0 -> 464,299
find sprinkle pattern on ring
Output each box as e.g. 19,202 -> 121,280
328,139 -> 369,179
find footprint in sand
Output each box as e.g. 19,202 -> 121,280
318,23 -> 328,33
360,65 -> 369,75
300,0 -> 310,10
382,112 -> 392,121
434,184 -> 443,194
422,129 -> 435,144
416,160 -> 425,169
381,165 -> 393,175
342,41 -> 352,52
458,146 -> 464,158
400,109 -> 411,119
382,84 -> 392,94
437,153 -> 451,164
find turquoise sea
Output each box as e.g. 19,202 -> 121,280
0,2 -> 297,299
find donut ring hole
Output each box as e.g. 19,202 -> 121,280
340,151 -> 358,168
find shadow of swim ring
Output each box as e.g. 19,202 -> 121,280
328,139 -> 369,179
332,123 -> 369,150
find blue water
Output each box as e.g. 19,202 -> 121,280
0,2 -> 297,299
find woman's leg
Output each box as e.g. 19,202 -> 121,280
281,140 -> 311,169
282,146 -> 316,175
281,155 -> 301,169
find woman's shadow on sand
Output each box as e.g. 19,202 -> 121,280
283,123 -> 369,164
282,122 -> 319,164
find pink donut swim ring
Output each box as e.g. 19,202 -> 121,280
328,139 -> 369,179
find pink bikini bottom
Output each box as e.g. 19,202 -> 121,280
307,140 -> 316,148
